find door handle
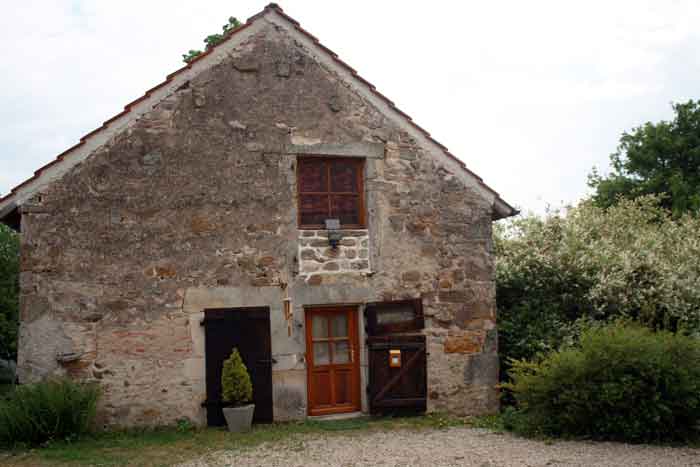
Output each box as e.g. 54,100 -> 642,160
257,358 -> 277,365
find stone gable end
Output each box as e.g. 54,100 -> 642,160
16,15 -> 500,426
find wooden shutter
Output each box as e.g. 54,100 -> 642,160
367,334 -> 427,414
297,158 -> 365,228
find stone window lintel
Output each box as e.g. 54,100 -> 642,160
286,142 -> 384,159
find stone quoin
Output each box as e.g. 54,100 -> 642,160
0,3 -> 516,426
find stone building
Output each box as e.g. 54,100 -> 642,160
0,3 -> 516,426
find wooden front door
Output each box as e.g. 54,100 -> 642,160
305,306 -> 361,416
202,307 -> 274,426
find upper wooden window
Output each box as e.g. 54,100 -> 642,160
297,157 -> 365,229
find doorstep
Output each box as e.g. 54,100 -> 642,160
307,411 -> 364,422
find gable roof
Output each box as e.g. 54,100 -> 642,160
0,3 -> 517,227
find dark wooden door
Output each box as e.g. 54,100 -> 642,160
202,307 -> 273,426
305,307 -> 361,416
367,335 -> 427,414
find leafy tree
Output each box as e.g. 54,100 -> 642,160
0,224 -> 19,361
182,17 -> 242,63
589,100 -> 700,216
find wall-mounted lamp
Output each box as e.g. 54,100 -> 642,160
325,218 -> 342,249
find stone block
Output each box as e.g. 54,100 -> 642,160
184,357 -> 204,380
307,275 -> 323,286
484,329 -> 498,354
20,294 -> 49,322
272,370 -> 306,421
300,262 -> 320,273
190,216 -> 216,234
350,260 -> 369,270
339,238 -> 356,247
399,148 -> 416,160
300,249 -> 317,261
438,290 -> 467,303
401,270 -> 420,282
444,333 -> 482,354
464,353 -> 499,387
276,61 -> 291,77
323,247 -> 341,258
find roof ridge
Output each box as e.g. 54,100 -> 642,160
0,3 -> 516,219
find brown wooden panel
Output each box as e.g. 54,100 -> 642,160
298,159 -> 326,192
329,160 -> 359,192
334,369 -> 352,405
312,371 -> 332,406
331,195 -> 361,225
367,334 -> 427,414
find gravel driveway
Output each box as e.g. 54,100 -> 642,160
178,427 -> 700,467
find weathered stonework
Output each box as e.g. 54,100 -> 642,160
10,6 -> 511,427
298,230 -> 371,281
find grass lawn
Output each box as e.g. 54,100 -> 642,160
0,413 -> 470,467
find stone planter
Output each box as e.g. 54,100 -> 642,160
222,404 -> 255,432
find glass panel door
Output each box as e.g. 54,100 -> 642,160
305,307 -> 360,415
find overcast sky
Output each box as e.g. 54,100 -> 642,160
1,1 -> 699,214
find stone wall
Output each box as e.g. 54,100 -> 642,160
298,230 -> 371,282
16,17 -> 501,426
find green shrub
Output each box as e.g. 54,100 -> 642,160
505,323 -> 700,442
0,224 -> 20,361
0,378 -> 100,448
221,348 -> 252,406
496,196 -> 700,404
0,360 -> 15,385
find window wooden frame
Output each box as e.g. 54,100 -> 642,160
364,298 -> 424,336
296,157 -> 366,229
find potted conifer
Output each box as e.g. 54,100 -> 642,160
221,348 -> 255,432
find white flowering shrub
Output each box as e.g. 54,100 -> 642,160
496,195 -> 700,393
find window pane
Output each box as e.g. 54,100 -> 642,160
299,160 -> 327,192
312,315 -> 328,338
331,195 -> 360,225
376,305 -> 415,325
300,194 -> 330,226
331,314 -> 348,338
313,342 -> 330,365
330,161 -> 359,193
333,341 -> 350,364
